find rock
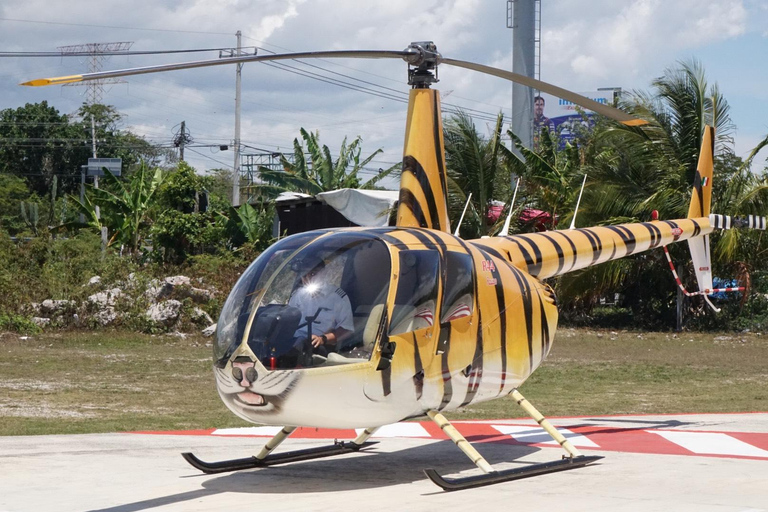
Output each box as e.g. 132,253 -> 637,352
165,275 -> 191,287
202,323 -> 217,337
88,276 -> 101,286
31,317 -> 51,327
191,307 -> 214,325
40,299 -> 75,316
144,279 -> 168,302
24,303 -> 42,316
145,275 -> 214,304
93,308 -> 118,326
146,300 -> 182,327
180,286 -> 215,304
87,288 -> 123,309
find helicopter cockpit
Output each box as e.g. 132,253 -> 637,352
214,231 -> 392,371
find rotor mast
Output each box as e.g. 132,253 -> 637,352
394,42 -> 452,232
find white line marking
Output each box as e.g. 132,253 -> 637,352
212,426 -> 284,437
356,423 -> 430,438
491,425 -> 599,448
649,431 -> 768,458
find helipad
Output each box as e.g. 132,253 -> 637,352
1,413 -> 767,511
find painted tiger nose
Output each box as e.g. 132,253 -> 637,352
232,366 -> 258,386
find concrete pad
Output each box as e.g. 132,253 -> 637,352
1,414 -> 767,512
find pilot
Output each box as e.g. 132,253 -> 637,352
288,256 -> 354,356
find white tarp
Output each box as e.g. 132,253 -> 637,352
316,188 -> 399,227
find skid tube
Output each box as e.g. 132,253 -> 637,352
425,455 -> 603,491
423,389 -> 603,491
183,426 -> 379,474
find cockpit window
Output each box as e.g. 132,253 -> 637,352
439,252 -> 475,323
389,250 -> 440,335
214,231 -> 318,365
216,231 -> 391,371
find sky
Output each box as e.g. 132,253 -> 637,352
1,0 -> 767,190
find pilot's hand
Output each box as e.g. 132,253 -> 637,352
311,334 -> 325,348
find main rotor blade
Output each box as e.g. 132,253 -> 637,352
441,57 -> 646,126
21,50 -> 411,86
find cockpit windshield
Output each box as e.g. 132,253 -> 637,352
214,231 -> 391,371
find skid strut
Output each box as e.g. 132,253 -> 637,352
182,426 -> 379,474
424,390 -> 602,491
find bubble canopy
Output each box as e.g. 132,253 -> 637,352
214,231 -> 392,370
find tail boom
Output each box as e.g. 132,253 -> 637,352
474,217 -> 713,279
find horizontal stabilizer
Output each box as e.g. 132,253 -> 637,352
710,214 -> 767,230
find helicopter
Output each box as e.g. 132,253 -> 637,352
23,41 -> 764,491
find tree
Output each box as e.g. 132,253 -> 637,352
0,102 -> 174,202
555,60 -> 767,325
444,111 -> 512,238
256,128 -> 399,197
70,161 -> 165,254
0,101 -> 88,196
151,162 -> 228,262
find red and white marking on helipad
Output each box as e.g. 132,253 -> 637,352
135,418 -> 768,461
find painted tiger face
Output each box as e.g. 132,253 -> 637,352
214,357 -> 302,418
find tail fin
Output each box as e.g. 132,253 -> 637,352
686,125 -> 715,294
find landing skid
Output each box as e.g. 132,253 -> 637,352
182,426 -> 380,475
182,440 -> 377,474
424,389 -> 603,491
424,455 -> 603,491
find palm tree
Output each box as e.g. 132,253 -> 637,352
255,128 -> 399,198
502,125 -> 586,231
444,111 -> 512,238
558,59 -> 762,324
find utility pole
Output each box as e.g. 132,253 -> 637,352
233,30 -> 243,206
91,114 -> 99,219
179,120 -> 186,161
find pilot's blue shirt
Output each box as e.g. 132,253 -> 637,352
289,283 -> 354,339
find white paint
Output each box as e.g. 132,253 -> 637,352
649,431 -> 768,458
356,423 -> 430,438
211,426 -> 284,437
491,425 -> 599,448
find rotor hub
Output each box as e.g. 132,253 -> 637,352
402,41 -> 441,88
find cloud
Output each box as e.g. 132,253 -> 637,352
1,0 -> 765,173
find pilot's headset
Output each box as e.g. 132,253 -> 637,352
290,255 -> 326,291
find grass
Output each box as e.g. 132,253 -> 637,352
1,328 -> 766,435
451,328 -> 768,420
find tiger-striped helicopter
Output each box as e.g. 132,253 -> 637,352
23,41 -> 761,490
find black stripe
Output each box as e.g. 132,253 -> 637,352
372,230 -> 411,250
554,232 -> 579,272
412,332 -> 423,400
537,232 -> 566,275
692,171 -> 704,217
691,219 -> 701,237
579,228 -> 603,265
476,246 -> 511,393
438,345 -> 453,411
538,292 -> 551,358
508,237 -> 542,275
460,318 -> 484,407
641,222 -> 663,248
406,228 -> 439,252
517,235 -> 545,275
402,155 -> 442,231
432,93 -> 449,212
397,189 -> 429,229
606,226 -> 636,255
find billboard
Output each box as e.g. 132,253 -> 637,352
533,90 -> 615,148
